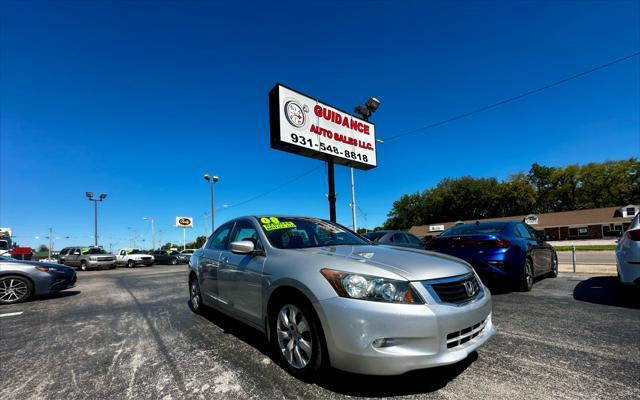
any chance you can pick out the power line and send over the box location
[383,51,640,142]
[224,164,323,210]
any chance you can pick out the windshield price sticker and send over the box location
[260,217,297,231]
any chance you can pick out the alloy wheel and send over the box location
[81,261,88,271]
[0,278,28,303]
[525,261,533,289]
[190,280,200,311]
[276,304,313,369]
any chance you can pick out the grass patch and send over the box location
[554,245,616,251]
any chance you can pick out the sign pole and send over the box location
[183,228,186,251]
[327,159,336,222]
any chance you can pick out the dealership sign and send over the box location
[176,217,193,228]
[269,84,377,170]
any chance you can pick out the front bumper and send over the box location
[133,258,154,265]
[315,288,494,375]
[86,260,115,268]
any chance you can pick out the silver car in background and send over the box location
[188,216,495,377]
[616,213,640,286]
[0,255,77,304]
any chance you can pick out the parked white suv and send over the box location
[115,249,154,268]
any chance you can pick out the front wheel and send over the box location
[170,258,178,265]
[189,278,203,314]
[270,301,325,379]
[0,275,33,304]
[127,260,135,268]
[519,258,534,292]
[80,261,89,271]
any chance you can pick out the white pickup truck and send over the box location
[115,249,154,268]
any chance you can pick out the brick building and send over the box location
[409,205,639,241]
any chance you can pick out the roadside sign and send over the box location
[269,84,377,170]
[176,217,193,228]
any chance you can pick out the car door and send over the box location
[116,250,127,265]
[153,251,167,264]
[199,222,234,306]
[67,248,81,267]
[516,224,543,274]
[217,219,266,324]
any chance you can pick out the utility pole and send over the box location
[48,227,52,259]
[350,168,357,231]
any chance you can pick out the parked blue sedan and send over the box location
[425,221,558,291]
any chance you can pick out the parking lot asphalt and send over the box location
[1,265,639,400]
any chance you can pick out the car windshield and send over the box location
[441,223,508,236]
[82,247,107,254]
[0,240,9,250]
[258,217,368,249]
[128,249,143,254]
[362,232,386,242]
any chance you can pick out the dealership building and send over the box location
[409,205,639,241]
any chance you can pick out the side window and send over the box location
[120,250,126,256]
[392,233,408,243]
[207,224,233,250]
[59,249,68,256]
[516,224,532,239]
[407,234,422,245]
[230,221,262,249]
[525,225,542,240]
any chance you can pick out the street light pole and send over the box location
[86,192,107,247]
[203,174,219,234]
[144,217,155,250]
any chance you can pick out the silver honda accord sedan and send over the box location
[188,216,495,377]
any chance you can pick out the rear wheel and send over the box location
[270,299,325,379]
[127,259,135,268]
[0,275,33,304]
[519,258,534,292]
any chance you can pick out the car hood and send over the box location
[295,244,472,281]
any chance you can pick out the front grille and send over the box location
[97,257,114,261]
[426,273,482,305]
[141,257,152,260]
[447,318,487,349]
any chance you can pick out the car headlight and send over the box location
[320,268,423,304]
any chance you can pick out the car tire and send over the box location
[549,253,558,278]
[269,298,326,380]
[170,258,178,265]
[519,258,534,292]
[80,261,89,271]
[108,265,116,270]
[127,260,135,268]
[0,275,34,304]
[189,278,204,314]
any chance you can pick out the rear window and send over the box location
[441,223,508,236]
[362,232,386,242]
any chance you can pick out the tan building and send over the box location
[409,205,639,241]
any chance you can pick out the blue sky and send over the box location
[1,1,638,250]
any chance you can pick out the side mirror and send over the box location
[230,240,255,254]
[74,251,80,255]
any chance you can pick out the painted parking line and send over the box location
[0,311,24,318]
